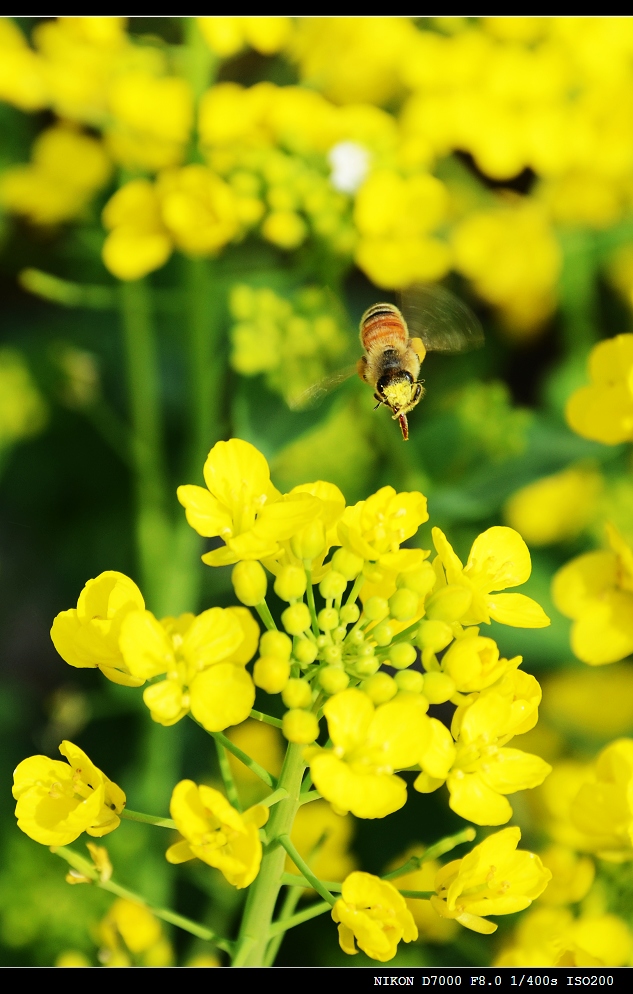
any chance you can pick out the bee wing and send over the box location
[398,283,484,354]
[287,364,358,411]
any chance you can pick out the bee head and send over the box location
[378,372,423,417]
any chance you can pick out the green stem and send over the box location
[250,709,283,728]
[260,788,289,808]
[255,599,278,631]
[121,809,176,829]
[208,728,277,789]
[264,883,303,966]
[119,279,172,616]
[51,845,232,953]
[345,573,365,607]
[215,738,242,811]
[297,789,321,805]
[304,564,320,637]
[232,743,306,966]
[382,826,476,882]
[268,901,331,938]
[278,835,336,906]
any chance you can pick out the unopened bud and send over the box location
[332,625,347,643]
[339,603,360,625]
[282,678,313,709]
[388,588,419,621]
[260,630,292,661]
[354,655,380,676]
[282,709,319,744]
[388,643,417,669]
[397,562,436,597]
[331,548,364,580]
[318,607,339,631]
[422,671,456,704]
[232,561,267,606]
[290,520,326,561]
[281,602,311,635]
[323,644,342,665]
[254,656,290,694]
[274,565,307,602]
[372,621,393,647]
[319,570,347,600]
[363,596,389,622]
[319,666,350,694]
[294,638,318,665]
[395,670,425,694]
[362,672,397,704]
[416,619,453,653]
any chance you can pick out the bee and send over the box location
[290,284,484,440]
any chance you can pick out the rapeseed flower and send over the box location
[338,487,428,567]
[569,738,633,859]
[106,71,193,171]
[286,800,356,884]
[51,571,146,687]
[178,438,321,567]
[119,605,257,731]
[431,827,551,934]
[495,906,633,968]
[565,334,633,444]
[432,525,551,629]
[389,847,458,943]
[552,523,633,665]
[197,16,292,58]
[98,899,172,968]
[307,688,431,819]
[166,779,268,889]
[12,740,125,846]
[332,871,418,961]
[0,18,48,110]
[504,465,603,546]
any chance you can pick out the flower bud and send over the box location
[388,589,419,621]
[422,671,456,704]
[397,562,436,597]
[363,596,389,622]
[416,619,454,653]
[316,634,330,649]
[319,666,350,694]
[425,585,471,623]
[395,669,425,694]
[348,626,364,644]
[318,607,339,631]
[362,562,384,583]
[282,678,313,710]
[281,603,311,635]
[331,548,364,580]
[354,655,380,676]
[232,561,267,606]
[319,571,347,600]
[357,641,375,657]
[339,603,360,625]
[290,520,326,561]
[332,625,347,643]
[323,644,342,665]
[372,621,393,647]
[260,630,292,661]
[388,643,417,669]
[362,672,397,704]
[441,636,503,693]
[254,656,290,694]
[282,709,319,744]
[294,638,318,665]
[274,565,307,602]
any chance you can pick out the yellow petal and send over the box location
[366,697,431,770]
[447,772,513,825]
[466,526,531,590]
[337,921,358,955]
[419,717,456,780]
[552,550,618,620]
[50,611,97,669]
[223,607,260,664]
[189,663,255,732]
[480,748,552,794]
[166,839,195,864]
[176,484,233,538]
[310,752,407,819]
[119,609,174,679]
[143,680,187,725]
[571,591,633,665]
[183,606,244,668]
[488,593,550,628]
[323,688,374,754]
[203,438,274,514]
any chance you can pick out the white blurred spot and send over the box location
[328,141,371,194]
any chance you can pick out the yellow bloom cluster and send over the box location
[175,438,552,825]
[332,871,418,961]
[229,284,349,405]
[12,740,125,846]
[496,905,632,968]
[51,570,258,731]
[566,334,633,445]
[98,899,172,968]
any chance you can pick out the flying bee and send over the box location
[289,284,484,440]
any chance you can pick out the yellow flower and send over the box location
[0,348,48,446]
[441,634,514,693]
[552,523,633,665]
[264,480,346,582]
[569,738,633,859]
[102,179,172,281]
[504,465,603,546]
[156,165,239,256]
[566,334,633,444]
[338,486,428,567]
[308,688,431,819]
[432,525,551,629]
[197,17,292,58]
[166,780,268,889]
[389,848,458,943]
[119,606,257,731]
[98,898,172,967]
[12,740,125,846]
[332,871,418,961]
[495,906,632,968]
[0,18,48,111]
[106,71,193,170]
[50,571,146,687]
[0,125,112,226]
[431,827,551,934]
[286,800,356,884]
[178,438,321,567]
[538,845,595,906]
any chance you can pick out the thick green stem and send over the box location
[268,900,331,938]
[232,743,306,966]
[119,280,172,615]
[264,884,302,965]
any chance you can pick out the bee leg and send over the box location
[373,392,384,411]
[410,337,426,362]
[357,356,369,382]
